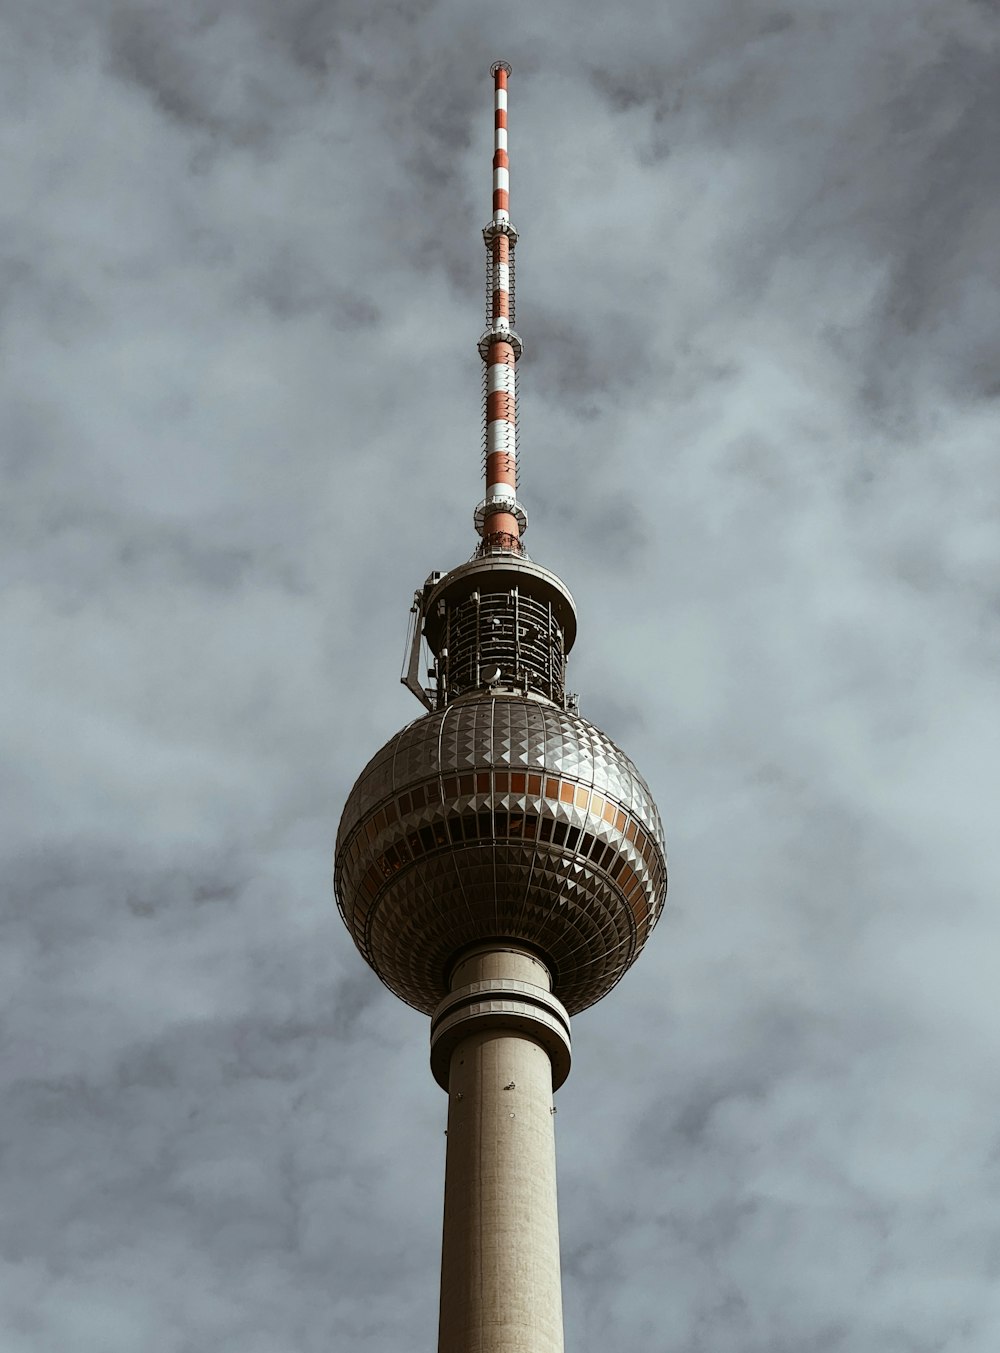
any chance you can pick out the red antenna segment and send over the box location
[475,61,527,556]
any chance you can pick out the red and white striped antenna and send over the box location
[474,61,527,557]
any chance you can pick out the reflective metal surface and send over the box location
[335,696,667,1015]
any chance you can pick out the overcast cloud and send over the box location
[3,1,999,1349]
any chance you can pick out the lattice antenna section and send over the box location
[474,61,527,559]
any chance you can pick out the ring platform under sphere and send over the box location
[335,696,667,1016]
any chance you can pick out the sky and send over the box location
[3,1,999,1349]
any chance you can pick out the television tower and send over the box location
[335,62,667,1353]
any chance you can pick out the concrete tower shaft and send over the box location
[436,947,566,1353]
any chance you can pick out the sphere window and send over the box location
[418,825,436,853]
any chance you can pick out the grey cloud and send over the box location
[4,0,999,1350]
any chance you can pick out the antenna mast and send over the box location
[475,60,527,557]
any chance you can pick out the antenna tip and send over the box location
[490,60,512,78]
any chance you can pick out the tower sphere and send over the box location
[335,696,666,1016]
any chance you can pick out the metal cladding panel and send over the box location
[335,696,667,1015]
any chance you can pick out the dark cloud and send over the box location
[4,0,999,1350]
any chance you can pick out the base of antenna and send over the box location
[474,534,528,559]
